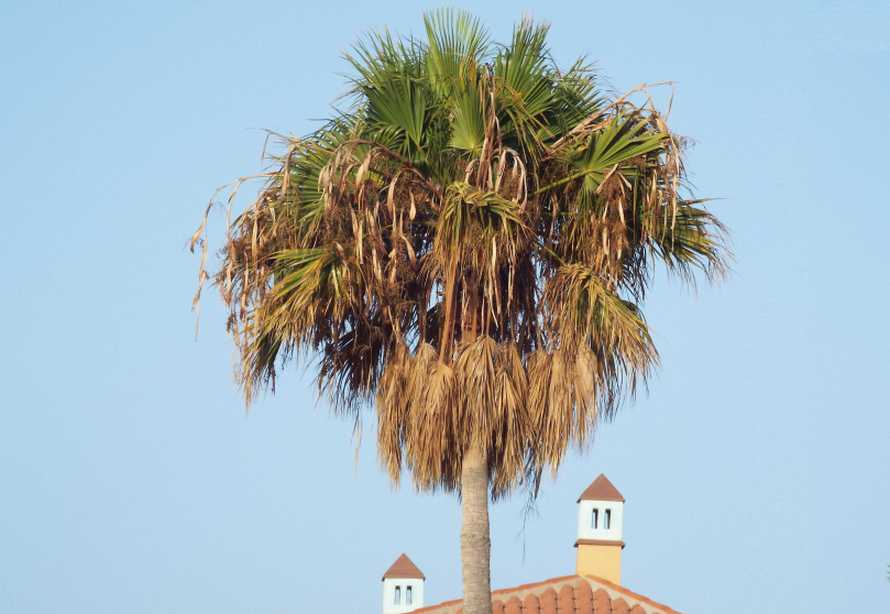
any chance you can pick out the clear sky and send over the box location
[2,1,888,613]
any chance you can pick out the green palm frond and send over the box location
[494,19,554,151]
[424,10,489,155]
[575,116,667,189]
[274,248,346,303]
[423,9,490,95]
[550,59,604,133]
[347,32,429,158]
[651,198,729,282]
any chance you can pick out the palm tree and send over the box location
[191,11,728,614]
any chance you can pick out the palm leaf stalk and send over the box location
[191,11,729,614]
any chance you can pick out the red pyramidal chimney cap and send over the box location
[577,474,625,503]
[382,553,425,581]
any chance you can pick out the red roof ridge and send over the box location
[577,473,625,502]
[382,553,425,580]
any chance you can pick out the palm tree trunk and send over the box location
[460,441,492,614]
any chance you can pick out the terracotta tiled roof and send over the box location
[412,574,680,614]
[383,553,426,580]
[577,474,625,503]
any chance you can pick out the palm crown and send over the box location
[193,11,727,500]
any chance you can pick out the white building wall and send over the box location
[576,499,624,542]
[382,578,424,614]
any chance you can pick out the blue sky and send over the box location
[1,1,888,613]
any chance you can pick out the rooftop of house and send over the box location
[412,574,680,614]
